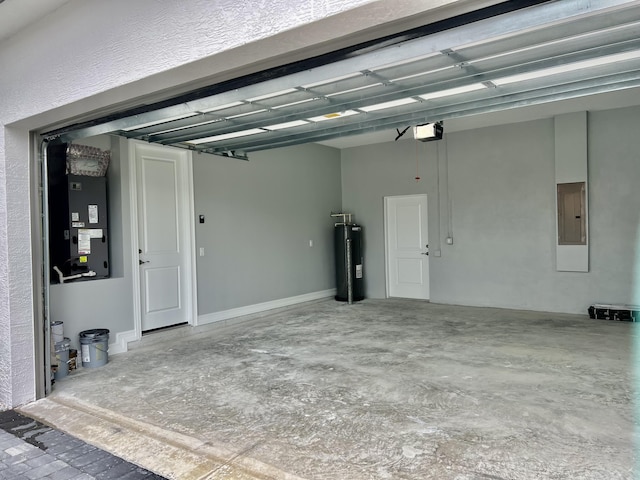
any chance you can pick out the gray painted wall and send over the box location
[340,139,441,298]
[193,143,342,314]
[342,106,640,314]
[48,136,135,351]
[49,140,343,347]
[588,106,640,307]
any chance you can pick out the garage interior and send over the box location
[15,0,640,478]
[23,300,634,479]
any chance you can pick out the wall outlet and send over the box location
[309,240,313,247]
[199,247,205,256]
[446,237,454,245]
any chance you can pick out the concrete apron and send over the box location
[19,396,298,480]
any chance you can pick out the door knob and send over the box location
[139,259,149,265]
[421,252,429,255]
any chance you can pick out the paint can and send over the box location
[79,329,110,368]
[51,321,64,344]
[54,337,71,380]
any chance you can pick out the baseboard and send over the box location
[108,290,335,354]
[197,289,336,326]
[109,329,137,355]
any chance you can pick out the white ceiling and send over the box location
[0,0,70,42]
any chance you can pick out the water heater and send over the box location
[332,213,364,303]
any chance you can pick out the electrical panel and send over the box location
[557,182,586,245]
[47,143,110,283]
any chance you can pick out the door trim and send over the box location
[383,194,430,300]
[128,140,197,341]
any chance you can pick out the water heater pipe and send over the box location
[346,237,354,305]
[331,212,353,226]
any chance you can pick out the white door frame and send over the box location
[128,140,198,340]
[384,194,430,299]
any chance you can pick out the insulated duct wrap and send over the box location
[66,144,110,177]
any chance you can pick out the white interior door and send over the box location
[134,143,193,332]
[385,194,430,300]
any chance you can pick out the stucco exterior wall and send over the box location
[0,126,9,410]
[0,126,36,409]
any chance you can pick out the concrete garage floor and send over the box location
[22,299,636,479]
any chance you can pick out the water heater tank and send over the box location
[334,224,364,302]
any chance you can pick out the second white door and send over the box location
[385,194,430,300]
[134,142,193,332]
